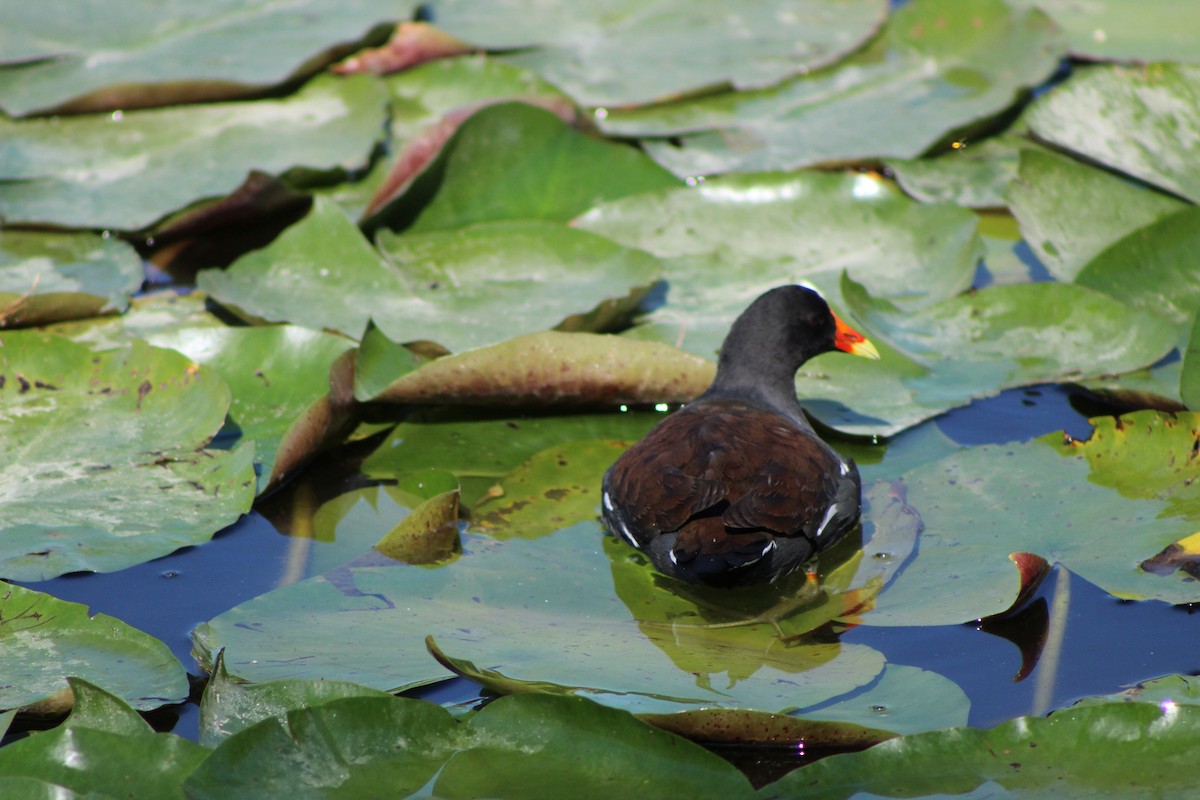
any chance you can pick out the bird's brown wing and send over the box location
[607,405,843,539]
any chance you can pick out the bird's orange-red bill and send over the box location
[832,313,881,360]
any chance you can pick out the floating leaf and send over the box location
[372,221,663,347]
[762,702,1200,799]
[374,488,461,564]
[1008,0,1200,63]
[601,0,1063,175]
[864,411,1200,626]
[0,74,388,230]
[372,102,680,232]
[470,440,625,539]
[198,652,391,748]
[793,278,1177,437]
[40,290,226,351]
[185,693,752,800]
[361,410,664,504]
[145,325,355,493]
[1077,674,1200,707]
[429,0,887,108]
[361,331,714,407]
[333,22,470,75]
[194,522,887,716]
[0,680,206,799]
[1007,147,1188,282]
[796,664,970,736]
[887,136,1029,209]
[433,694,754,799]
[0,231,142,327]
[1075,205,1200,331]
[326,55,571,217]
[0,584,188,713]
[0,1,417,116]
[1026,62,1200,203]
[201,199,664,350]
[0,332,255,580]
[574,170,983,355]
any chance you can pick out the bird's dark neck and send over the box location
[702,357,809,423]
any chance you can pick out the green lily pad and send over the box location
[886,136,1029,209]
[1075,205,1200,332]
[0,1,416,116]
[601,0,1063,176]
[193,520,887,716]
[373,101,681,232]
[0,74,388,230]
[1077,674,1200,708]
[144,325,355,494]
[1026,62,1200,203]
[0,231,142,327]
[0,332,255,580]
[361,409,665,505]
[430,0,887,108]
[793,277,1177,437]
[862,411,1200,626]
[1007,147,1188,282]
[762,702,1200,799]
[470,440,626,539]
[574,170,983,351]
[185,693,753,800]
[1008,0,1200,63]
[201,198,664,350]
[434,694,754,799]
[1182,315,1200,411]
[798,664,970,736]
[40,291,226,351]
[199,652,391,748]
[0,680,207,800]
[359,330,715,407]
[327,55,570,217]
[373,221,663,346]
[0,584,187,713]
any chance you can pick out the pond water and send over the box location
[17,380,1200,775]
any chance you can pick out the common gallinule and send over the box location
[602,285,880,587]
